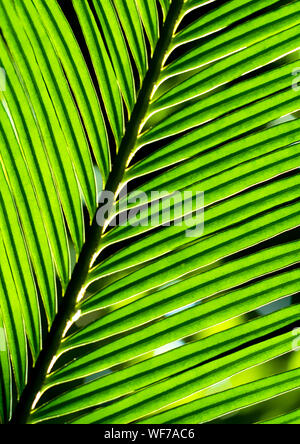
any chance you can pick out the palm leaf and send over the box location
[0,0,299,425]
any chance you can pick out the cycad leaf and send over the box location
[1,0,299,425]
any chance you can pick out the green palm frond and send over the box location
[0,0,300,425]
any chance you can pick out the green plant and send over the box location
[0,0,300,425]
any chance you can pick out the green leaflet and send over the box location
[159,0,171,19]
[0,312,12,423]
[124,144,300,225]
[0,2,84,254]
[15,0,97,219]
[141,366,300,424]
[0,105,56,324]
[92,0,136,112]
[69,311,300,424]
[184,0,215,12]
[0,236,27,396]
[175,0,285,46]
[132,89,300,176]
[69,241,300,349]
[136,0,159,53]
[33,325,299,423]
[0,161,41,360]
[72,0,124,146]
[0,40,70,292]
[163,1,300,78]
[32,0,111,182]
[86,144,300,297]
[88,170,300,285]
[47,240,300,386]
[262,409,300,424]
[92,174,300,277]
[142,61,299,144]
[108,122,300,250]
[129,116,300,190]
[113,0,148,81]
[152,25,300,110]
